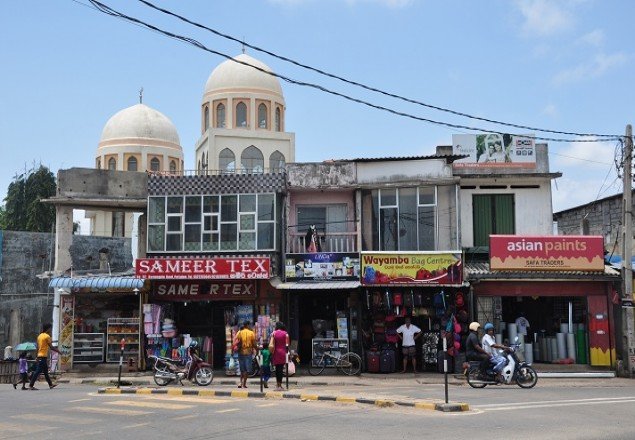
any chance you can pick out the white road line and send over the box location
[481,398,635,411]
[172,414,199,421]
[11,413,99,425]
[216,408,240,414]
[122,423,150,429]
[68,406,151,416]
[68,398,91,403]
[257,403,278,407]
[477,396,635,408]
[105,400,192,410]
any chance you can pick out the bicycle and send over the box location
[308,351,362,376]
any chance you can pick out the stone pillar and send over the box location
[54,205,73,274]
[137,213,147,259]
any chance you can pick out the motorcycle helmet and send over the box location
[484,322,495,331]
[469,322,480,332]
[189,340,199,349]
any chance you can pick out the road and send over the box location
[1,381,634,439]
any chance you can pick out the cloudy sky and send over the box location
[1,0,633,217]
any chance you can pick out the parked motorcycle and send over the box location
[464,338,538,389]
[150,349,213,386]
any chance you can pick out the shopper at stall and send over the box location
[29,323,59,390]
[260,344,272,388]
[235,322,256,389]
[466,322,490,374]
[396,317,421,373]
[515,312,531,336]
[269,321,289,391]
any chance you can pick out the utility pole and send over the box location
[623,124,634,376]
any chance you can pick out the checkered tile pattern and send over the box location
[148,173,287,196]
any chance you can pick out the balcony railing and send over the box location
[288,232,358,253]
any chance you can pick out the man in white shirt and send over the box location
[396,317,421,373]
[515,313,530,336]
[481,322,508,375]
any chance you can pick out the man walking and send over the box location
[234,321,256,389]
[29,323,59,390]
[396,317,421,373]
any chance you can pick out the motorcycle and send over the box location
[150,351,213,386]
[464,337,538,389]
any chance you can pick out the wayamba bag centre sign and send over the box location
[489,235,604,271]
[136,257,270,280]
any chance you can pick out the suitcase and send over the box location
[366,351,381,373]
[380,349,396,373]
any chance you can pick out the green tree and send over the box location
[1,165,56,232]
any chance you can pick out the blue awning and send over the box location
[48,276,144,290]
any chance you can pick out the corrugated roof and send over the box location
[350,154,466,164]
[276,281,361,290]
[49,276,145,290]
[465,262,619,280]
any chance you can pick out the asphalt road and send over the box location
[1,381,634,440]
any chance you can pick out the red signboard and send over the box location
[135,258,270,280]
[149,281,257,301]
[489,235,604,271]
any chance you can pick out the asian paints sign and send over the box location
[490,235,604,271]
[136,258,270,279]
[361,252,462,285]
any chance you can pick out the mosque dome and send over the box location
[99,103,181,147]
[204,54,283,97]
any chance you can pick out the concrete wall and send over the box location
[56,167,148,203]
[356,159,454,185]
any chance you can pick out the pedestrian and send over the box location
[466,322,490,375]
[234,321,256,389]
[28,323,60,390]
[269,321,289,391]
[260,343,272,388]
[13,351,28,390]
[396,316,421,373]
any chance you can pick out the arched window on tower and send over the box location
[269,151,286,172]
[236,102,247,127]
[219,148,236,174]
[216,103,225,128]
[275,107,281,132]
[127,156,138,172]
[150,157,160,172]
[258,103,268,129]
[241,146,264,174]
[204,106,210,131]
[108,157,116,170]
[170,160,177,173]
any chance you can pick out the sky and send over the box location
[1,0,634,220]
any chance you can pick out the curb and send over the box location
[97,387,470,412]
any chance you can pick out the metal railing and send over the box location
[288,231,358,253]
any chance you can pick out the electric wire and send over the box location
[86,0,622,144]
[136,0,622,140]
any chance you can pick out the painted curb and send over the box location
[97,387,469,412]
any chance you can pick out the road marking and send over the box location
[256,403,278,407]
[477,396,635,408]
[105,400,193,410]
[122,423,150,429]
[68,406,151,416]
[0,422,56,434]
[216,408,240,414]
[481,398,635,411]
[11,413,99,425]
[139,396,230,405]
[68,398,91,403]
[172,414,199,420]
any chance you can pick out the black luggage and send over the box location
[380,349,396,373]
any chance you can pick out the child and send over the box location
[13,352,28,390]
[260,345,272,388]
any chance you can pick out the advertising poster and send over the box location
[452,133,536,168]
[59,295,74,370]
[361,252,462,285]
[490,235,605,271]
[285,253,360,281]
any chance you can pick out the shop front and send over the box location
[468,235,620,368]
[360,251,466,373]
[136,257,280,373]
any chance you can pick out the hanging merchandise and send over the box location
[384,290,392,310]
[434,290,446,317]
[393,292,403,306]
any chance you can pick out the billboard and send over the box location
[489,235,605,271]
[452,133,536,168]
[135,257,270,280]
[360,252,462,285]
[149,281,257,301]
[285,253,360,281]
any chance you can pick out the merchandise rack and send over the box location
[73,333,105,363]
[106,318,140,363]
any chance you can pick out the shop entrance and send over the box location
[297,293,349,364]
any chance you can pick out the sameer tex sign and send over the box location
[489,235,604,271]
[136,257,270,279]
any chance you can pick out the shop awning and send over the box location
[48,276,145,290]
[465,262,620,281]
[275,281,361,290]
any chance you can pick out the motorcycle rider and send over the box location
[481,322,508,380]
[466,322,490,375]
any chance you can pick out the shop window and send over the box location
[127,156,138,172]
[472,194,515,247]
[150,157,161,172]
[236,102,247,127]
[108,157,116,170]
[275,107,281,131]
[204,105,210,131]
[216,103,226,128]
[258,103,268,129]
[219,148,235,174]
[241,146,264,174]
[269,151,285,172]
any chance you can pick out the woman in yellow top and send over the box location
[234,321,256,389]
[29,323,60,390]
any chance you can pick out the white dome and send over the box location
[99,104,181,147]
[204,54,283,97]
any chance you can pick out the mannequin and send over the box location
[305,225,321,253]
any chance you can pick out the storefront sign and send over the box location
[135,257,270,280]
[285,253,360,281]
[150,281,257,301]
[490,235,605,271]
[360,252,462,285]
[452,133,536,168]
[59,295,74,370]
